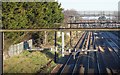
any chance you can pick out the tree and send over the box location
[63,9,80,23]
[2,2,64,46]
[2,2,64,29]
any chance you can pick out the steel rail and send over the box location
[104,32,120,49]
[87,32,92,73]
[95,32,116,74]
[97,32,117,74]
[72,32,88,75]
[103,32,120,59]
[72,31,91,75]
[60,32,86,74]
[93,31,102,75]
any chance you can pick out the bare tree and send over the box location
[63,9,80,23]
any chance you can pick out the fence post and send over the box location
[13,45,15,55]
[27,40,30,49]
[11,45,14,56]
[17,44,19,54]
[20,42,22,53]
[8,46,10,57]
[15,44,17,55]
[15,45,16,55]
[21,42,23,53]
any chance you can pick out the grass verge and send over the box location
[3,50,57,74]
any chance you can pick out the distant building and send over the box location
[118,1,120,21]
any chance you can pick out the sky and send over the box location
[58,0,120,11]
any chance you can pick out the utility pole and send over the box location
[62,31,64,57]
[69,16,74,47]
[118,1,120,22]
[0,32,3,75]
[0,1,2,74]
[54,31,57,63]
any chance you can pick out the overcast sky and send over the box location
[58,0,120,11]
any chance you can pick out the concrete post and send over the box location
[69,49,71,53]
[51,48,52,51]
[75,48,76,52]
[56,46,57,52]
[62,32,64,57]
[0,32,3,74]
[44,31,47,45]
[73,52,75,59]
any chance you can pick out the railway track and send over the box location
[100,32,120,74]
[72,31,91,75]
[94,31,120,74]
[59,31,87,75]
[92,31,102,75]
[106,32,120,48]
[72,32,90,75]
[72,32,96,75]
[95,37,108,74]
[52,31,120,75]
[103,32,120,58]
[100,32,120,62]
